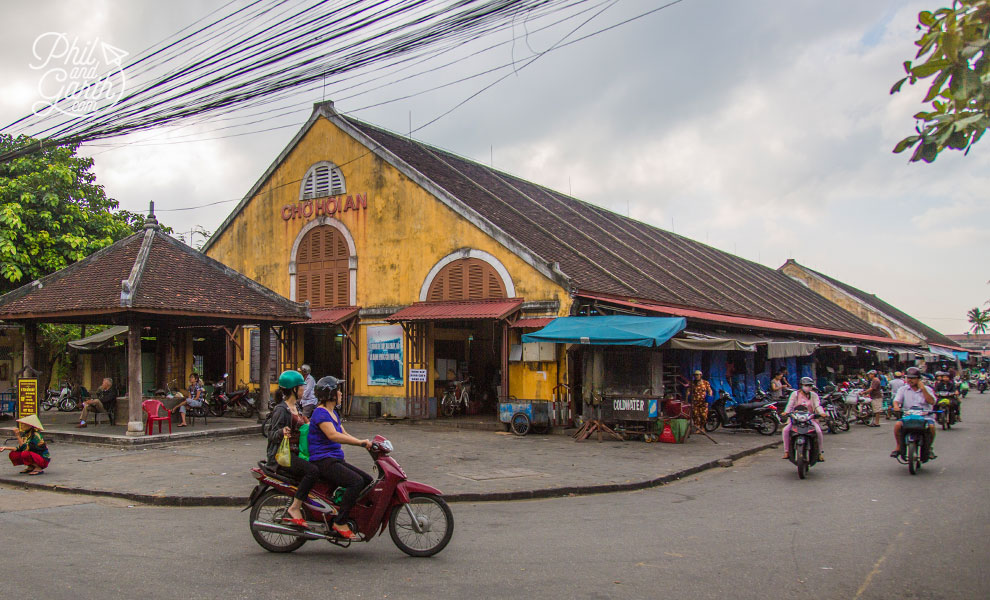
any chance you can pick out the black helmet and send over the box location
[314,376,341,402]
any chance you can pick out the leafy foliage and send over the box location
[968,306,989,333]
[0,134,166,294]
[891,1,990,162]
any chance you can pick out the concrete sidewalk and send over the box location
[0,421,781,505]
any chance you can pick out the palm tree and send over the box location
[968,307,989,334]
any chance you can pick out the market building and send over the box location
[202,101,927,423]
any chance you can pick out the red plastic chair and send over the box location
[142,399,172,435]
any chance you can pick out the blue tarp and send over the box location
[521,316,686,347]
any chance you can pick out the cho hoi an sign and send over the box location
[281,193,368,221]
[601,397,658,421]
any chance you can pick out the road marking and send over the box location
[854,507,919,598]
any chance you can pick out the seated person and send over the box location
[77,378,115,427]
[172,373,204,427]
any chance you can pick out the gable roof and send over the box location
[205,102,880,337]
[780,260,956,347]
[0,225,309,323]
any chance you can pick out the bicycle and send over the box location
[439,377,471,418]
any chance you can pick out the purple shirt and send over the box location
[307,406,345,461]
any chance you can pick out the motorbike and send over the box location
[57,385,87,412]
[894,408,937,475]
[43,382,70,411]
[246,434,453,557]
[978,379,987,394]
[934,391,957,430]
[847,390,874,425]
[704,391,778,435]
[958,380,969,398]
[210,374,255,418]
[786,407,821,479]
[821,394,849,433]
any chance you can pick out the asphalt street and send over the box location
[2,400,988,600]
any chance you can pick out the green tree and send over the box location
[891,1,990,163]
[968,306,990,333]
[0,134,154,293]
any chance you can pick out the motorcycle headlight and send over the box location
[382,439,393,453]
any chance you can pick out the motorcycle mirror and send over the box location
[223,373,229,378]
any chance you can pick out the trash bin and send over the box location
[369,401,382,419]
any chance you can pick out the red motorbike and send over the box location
[246,435,454,557]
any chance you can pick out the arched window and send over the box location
[426,258,506,301]
[300,161,346,200]
[296,226,350,307]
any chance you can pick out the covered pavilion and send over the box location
[0,209,309,436]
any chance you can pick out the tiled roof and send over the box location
[0,228,309,322]
[294,307,360,325]
[386,298,523,321]
[783,261,957,347]
[343,115,879,337]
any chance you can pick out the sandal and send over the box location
[20,468,33,474]
[332,522,356,539]
[281,517,308,528]
[27,470,43,475]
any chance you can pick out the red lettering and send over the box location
[302,200,314,219]
[344,195,355,211]
[315,197,325,216]
[326,197,338,215]
[281,205,293,220]
[354,192,367,210]
[291,203,302,219]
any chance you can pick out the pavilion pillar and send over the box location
[258,322,272,422]
[126,319,145,436]
[22,322,37,373]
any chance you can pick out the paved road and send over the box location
[2,401,987,599]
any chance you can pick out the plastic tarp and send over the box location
[669,332,757,351]
[929,345,958,360]
[767,341,819,358]
[954,351,969,361]
[521,316,686,347]
[67,325,129,350]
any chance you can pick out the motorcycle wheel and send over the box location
[42,397,58,411]
[908,442,921,475]
[249,490,307,553]
[756,416,777,436]
[388,493,454,557]
[703,412,720,432]
[234,401,256,419]
[58,397,78,412]
[209,401,224,417]
[836,415,850,432]
[797,446,807,480]
[509,412,531,436]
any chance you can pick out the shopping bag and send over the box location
[659,422,677,443]
[276,436,292,467]
[297,423,310,461]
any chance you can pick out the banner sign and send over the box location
[17,378,38,418]
[368,325,403,386]
[601,397,658,421]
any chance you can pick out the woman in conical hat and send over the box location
[0,414,50,475]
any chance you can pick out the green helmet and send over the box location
[278,370,305,390]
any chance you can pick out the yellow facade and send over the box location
[206,112,569,405]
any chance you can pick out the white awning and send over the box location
[767,341,819,358]
[67,325,129,350]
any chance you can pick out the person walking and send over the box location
[1,415,50,475]
[862,370,883,427]
[299,364,318,418]
[685,370,714,431]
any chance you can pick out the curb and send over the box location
[0,424,262,447]
[0,440,781,507]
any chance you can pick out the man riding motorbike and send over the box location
[782,377,826,461]
[890,367,937,459]
[934,371,960,423]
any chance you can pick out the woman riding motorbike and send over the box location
[265,370,321,528]
[308,376,373,539]
[782,377,826,461]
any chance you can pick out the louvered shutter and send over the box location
[426,258,507,301]
[296,225,350,308]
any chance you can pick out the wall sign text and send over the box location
[281,193,368,221]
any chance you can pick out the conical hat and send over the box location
[16,414,44,431]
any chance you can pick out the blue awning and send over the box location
[521,316,687,347]
[953,351,969,361]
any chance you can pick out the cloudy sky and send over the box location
[1,0,986,336]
